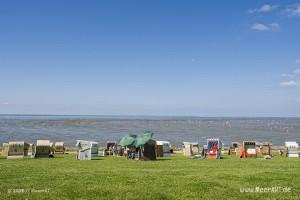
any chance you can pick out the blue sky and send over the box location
[1,0,300,116]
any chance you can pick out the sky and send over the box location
[0,0,300,116]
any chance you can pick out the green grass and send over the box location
[0,154,299,200]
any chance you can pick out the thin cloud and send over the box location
[297,97,300,103]
[296,59,300,64]
[1,102,10,105]
[281,69,300,78]
[280,80,299,87]
[280,69,300,87]
[248,4,278,13]
[252,23,280,31]
[281,73,294,78]
[294,69,300,74]
[285,4,300,16]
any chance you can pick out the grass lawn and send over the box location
[0,153,299,200]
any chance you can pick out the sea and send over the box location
[0,115,299,147]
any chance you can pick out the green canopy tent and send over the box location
[118,131,156,160]
[117,134,137,147]
[134,131,153,147]
[118,132,153,148]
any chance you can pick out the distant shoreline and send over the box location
[1,114,300,119]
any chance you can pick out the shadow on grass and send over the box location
[154,158,172,161]
[33,156,72,159]
[90,158,103,161]
[220,156,230,160]
[118,158,172,162]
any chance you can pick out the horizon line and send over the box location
[0,113,300,118]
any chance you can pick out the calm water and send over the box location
[0,115,299,146]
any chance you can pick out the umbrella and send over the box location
[117,134,137,147]
[134,131,153,147]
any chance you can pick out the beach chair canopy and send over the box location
[2,143,9,157]
[207,138,221,151]
[232,142,239,148]
[35,140,51,157]
[105,141,117,149]
[55,142,64,147]
[76,140,98,160]
[183,142,198,146]
[37,140,50,147]
[156,141,171,154]
[54,142,65,153]
[8,141,25,156]
[156,141,171,146]
[243,141,256,148]
[285,142,298,148]
[76,140,92,151]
